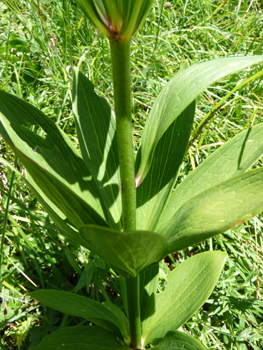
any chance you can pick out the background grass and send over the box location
[0,0,263,349]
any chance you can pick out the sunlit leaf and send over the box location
[141,251,226,345]
[136,101,195,231]
[160,168,263,253]
[158,122,263,228]
[8,144,107,228]
[0,89,110,229]
[152,330,207,350]
[73,69,122,229]
[136,56,263,184]
[79,225,168,277]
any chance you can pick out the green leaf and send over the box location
[30,290,129,342]
[0,155,80,245]
[29,326,129,350]
[8,144,107,229]
[1,140,94,247]
[79,225,168,277]
[28,184,83,244]
[152,331,207,350]
[0,90,109,229]
[73,69,122,229]
[136,55,263,184]
[140,263,159,322]
[158,122,263,228]
[141,251,226,346]
[136,101,195,231]
[102,302,130,342]
[160,167,263,253]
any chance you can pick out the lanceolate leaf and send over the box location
[141,251,226,346]
[152,331,207,350]
[120,0,154,40]
[28,181,83,242]
[0,155,82,245]
[0,154,88,246]
[140,263,159,322]
[30,290,129,342]
[102,302,130,342]
[136,101,195,231]
[30,326,129,350]
[79,225,168,277]
[136,55,263,184]
[0,90,113,229]
[9,144,107,229]
[158,122,263,228]
[73,69,122,229]
[160,168,263,253]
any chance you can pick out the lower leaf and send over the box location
[30,290,129,342]
[141,251,226,346]
[152,331,207,350]
[29,326,129,350]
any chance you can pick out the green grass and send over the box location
[1,0,263,349]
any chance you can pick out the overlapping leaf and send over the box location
[1,154,89,246]
[0,88,118,230]
[30,290,129,342]
[7,143,107,228]
[136,55,263,185]
[73,69,122,229]
[158,122,263,228]
[136,101,195,231]
[159,168,263,253]
[140,263,159,322]
[141,251,226,346]
[152,331,207,350]
[79,225,168,277]
[75,0,154,40]
[30,326,129,350]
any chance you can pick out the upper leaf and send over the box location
[0,155,83,245]
[160,168,263,253]
[9,145,107,228]
[136,55,263,185]
[79,225,168,277]
[141,251,226,346]
[75,0,154,41]
[158,122,263,228]
[73,69,122,229]
[136,101,195,231]
[0,89,113,230]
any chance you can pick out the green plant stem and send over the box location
[125,276,141,349]
[109,39,136,232]
[109,39,141,349]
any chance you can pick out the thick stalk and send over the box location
[110,39,141,349]
[110,39,136,232]
[125,276,141,349]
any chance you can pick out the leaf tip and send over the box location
[135,174,142,188]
